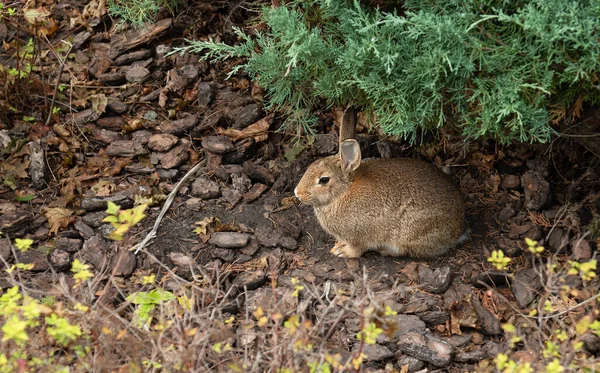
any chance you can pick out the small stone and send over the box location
[69,108,100,126]
[511,269,543,308]
[498,204,516,222]
[254,226,281,248]
[169,252,194,267]
[228,104,261,129]
[352,344,394,361]
[49,249,71,271]
[222,188,243,206]
[243,183,268,203]
[572,239,592,260]
[197,82,213,109]
[16,250,49,272]
[378,314,426,343]
[0,241,10,261]
[125,66,150,83]
[231,173,252,193]
[213,248,234,262]
[397,332,454,367]
[114,49,151,65]
[160,114,198,135]
[92,129,121,144]
[239,237,260,256]
[279,236,298,250]
[98,71,125,85]
[418,265,452,294]
[233,270,267,291]
[106,140,148,157]
[521,171,551,210]
[78,235,109,270]
[209,232,251,248]
[161,141,190,169]
[237,328,257,348]
[177,65,199,80]
[472,297,501,335]
[134,131,153,146]
[81,211,108,228]
[191,177,221,200]
[396,355,425,373]
[243,161,274,185]
[148,133,179,152]
[55,237,83,253]
[548,228,569,252]
[81,193,133,212]
[222,138,257,164]
[201,136,235,154]
[72,30,92,50]
[112,249,136,277]
[508,223,532,238]
[454,345,488,363]
[502,174,521,189]
[74,220,95,240]
[107,98,128,114]
[445,334,473,348]
[416,311,449,326]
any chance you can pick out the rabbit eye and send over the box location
[318,176,330,185]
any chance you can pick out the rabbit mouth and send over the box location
[294,188,313,205]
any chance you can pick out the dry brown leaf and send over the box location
[92,180,116,197]
[217,114,272,142]
[44,207,76,235]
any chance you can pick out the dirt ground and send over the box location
[1,1,600,372]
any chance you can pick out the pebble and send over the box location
[209,232,251,248]
[418,265,452,294]
[232,270,267,291]
[243,161,274,185]
[191,177,221,200]
[49,249,71,271]
[16,250,49,272]
[148,133,179,152]
[397,332,454,367]
[521,170,551,210]
[201,135,235,154]
[55,237,83,253]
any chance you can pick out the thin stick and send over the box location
[46,41,73,125]
[133,158,206,254]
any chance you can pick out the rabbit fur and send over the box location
[295,139,467,258]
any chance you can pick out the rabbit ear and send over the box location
[339,106,357,143]
[340,139,361,173]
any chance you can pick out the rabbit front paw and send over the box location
[330,241,362,258]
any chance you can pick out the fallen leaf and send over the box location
[89,94,108,115]
[284,142,305,162]
[44,207,76,235]
[217,114,272,142]
[24,7,51,25]
[91,180,116,197]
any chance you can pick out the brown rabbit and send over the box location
[294,139,467,258]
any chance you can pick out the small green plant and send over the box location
[126,288,175,327]
[71,259,94,287]
[102,201,148,241]
[488,249,511,270]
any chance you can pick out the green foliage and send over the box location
[45,313,83,346]
[176,0,600,143]
[102,201,148,241]
[107,0,180,28]
[126,288,175,327]
[488,249,511,270]
[71,259,94,287]
[0,286,88,372]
